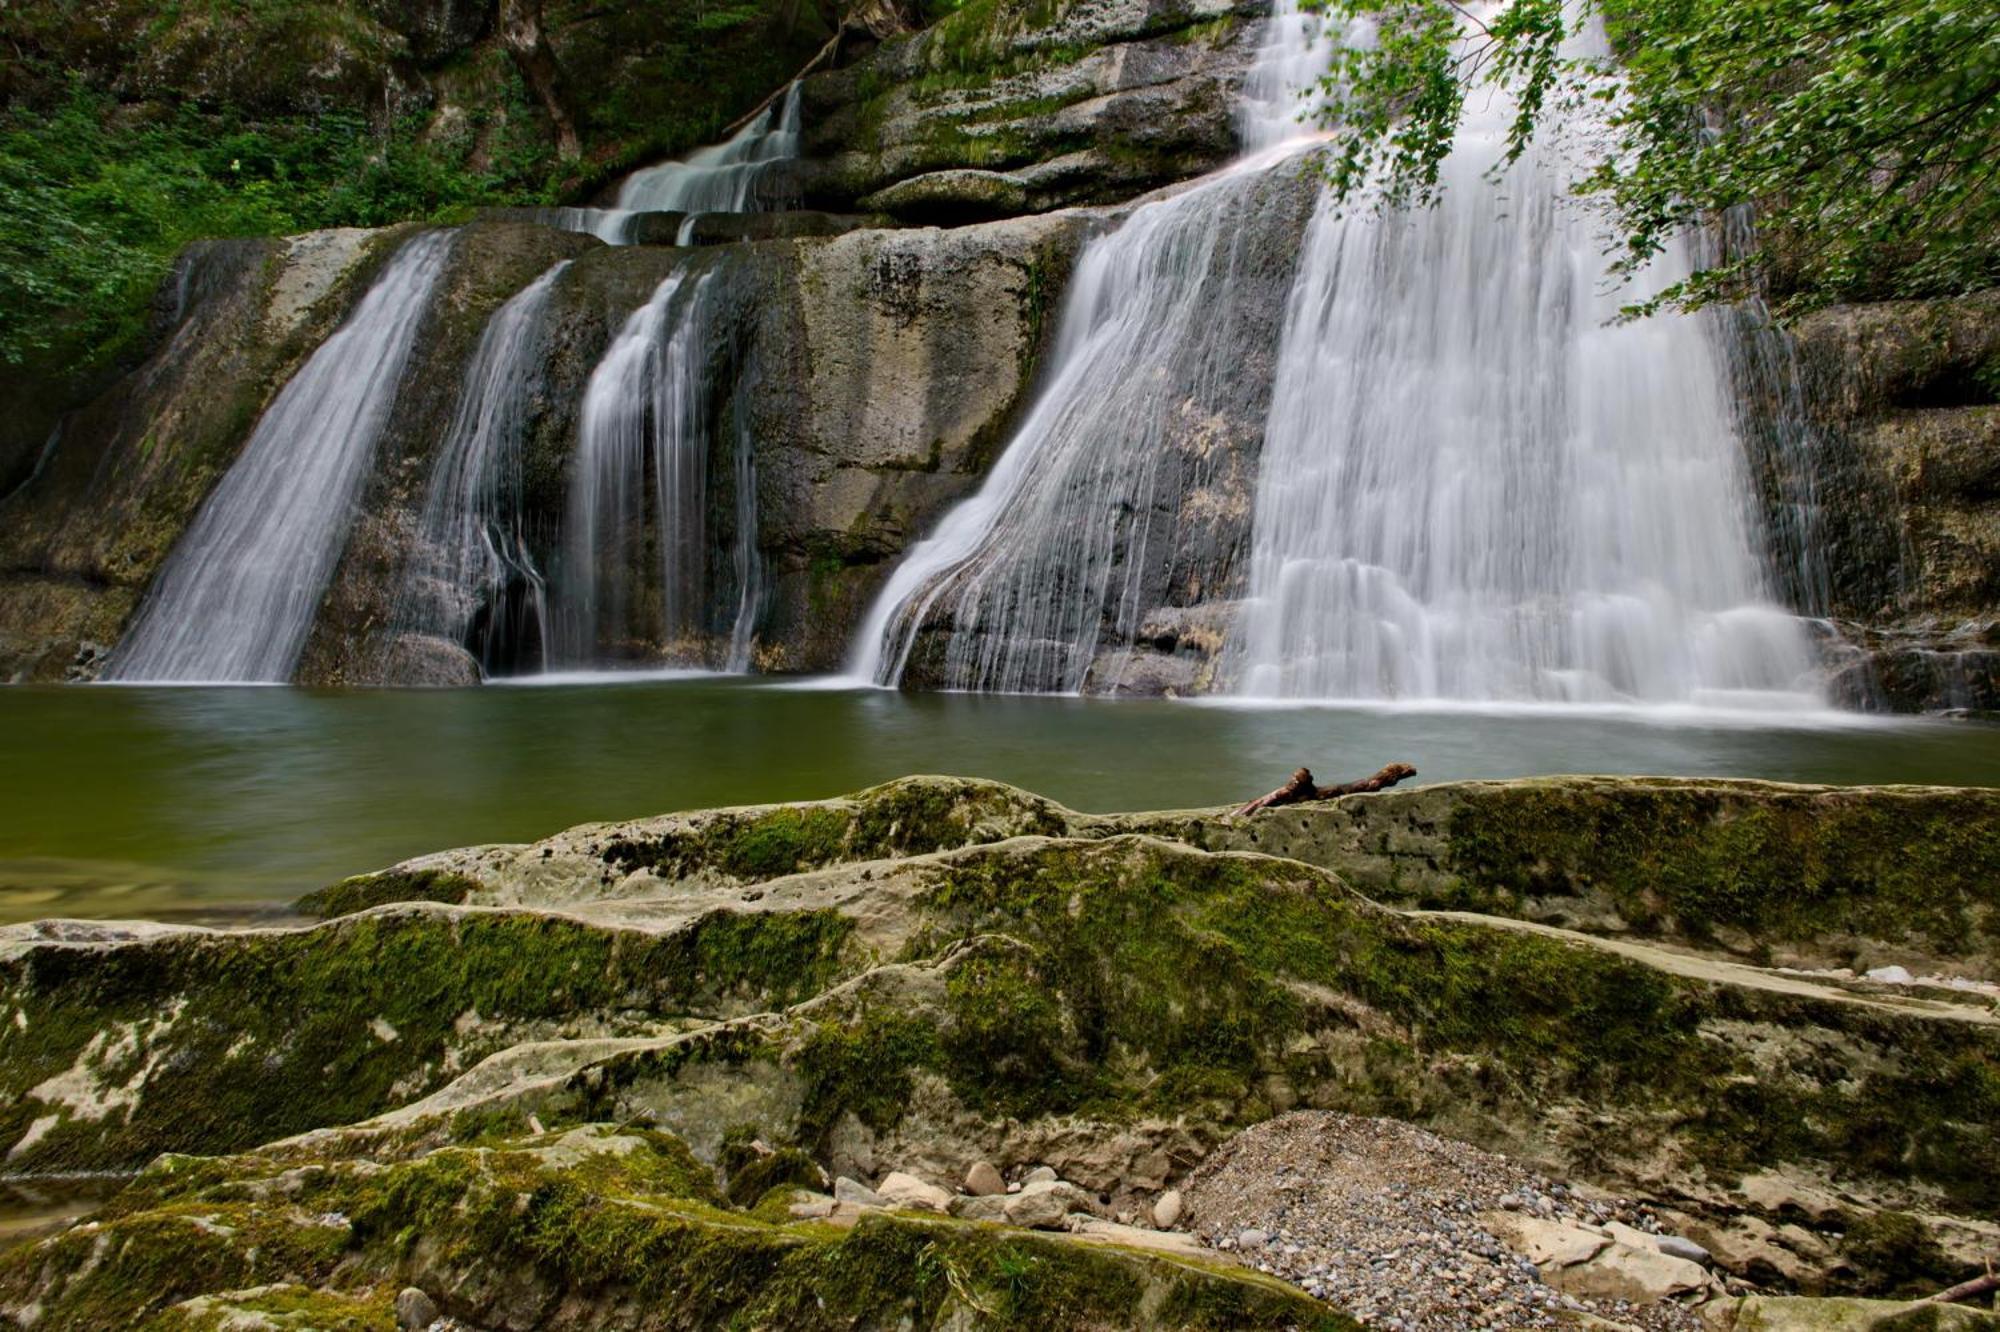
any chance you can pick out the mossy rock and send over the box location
[294,868,480,918]
[0,1123,1353,1331]
[0,905,859,1171]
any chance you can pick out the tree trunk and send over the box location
[498,0,581,161]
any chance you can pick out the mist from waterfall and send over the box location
[553,266,761,670]
[1228,17,1818,706]
[107,231,453,684]
[846,9,1337,691]
[391,260,570,678]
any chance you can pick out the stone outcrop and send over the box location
[795,0,1267,216]
[0,1123,1344,1330]
[1781,288,2000,713]
[0,229,403,683]
[3,775,1996,1324]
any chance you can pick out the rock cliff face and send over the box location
[0,0,1269,686]
[1780,291,2000,713]
[2,776,1996,1325]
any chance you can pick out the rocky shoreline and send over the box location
[2,774,1997,1328]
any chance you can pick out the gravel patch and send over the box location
[1181,1112,1709,1331]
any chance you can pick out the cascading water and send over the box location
[1229,15,1818,706]
[108,231,453,684]
[553,265,761,669]
[847,5,1336,691]
[560,85,804,245]
[391,260,570,677]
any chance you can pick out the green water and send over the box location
[2,676,1997,923]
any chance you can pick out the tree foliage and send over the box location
[1313,0,2000,317]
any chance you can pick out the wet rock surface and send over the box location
[2,775,1997,1326]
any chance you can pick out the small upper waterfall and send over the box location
[391,259,570,678]
[107,232,453,684]
[1228,18,1818,706]
[847,6,1335,691]
[566,85,805,245]
[553,264,761,669]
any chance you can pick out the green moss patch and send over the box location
[294,868,481,918]
[600,776,1068,884]
[0,906,858,1171]
[0,1124,1352,1330]
[1440,782,2000,954]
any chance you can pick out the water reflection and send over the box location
[1,679,1994,921]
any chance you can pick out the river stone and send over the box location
[1024,1165,1059,1185]
[859,170,1032,223]
[833,1176,886,1208]
[395,1286,438,1330]
[1152,1188,1184,1229]
[965,1160,1005,1196]
[1555,1241,1713,1304]
[878,1170,953,1212]
[949,1194,1011,1223]
[1654,1234,1711,1266]
[1005,1187,1074,1230]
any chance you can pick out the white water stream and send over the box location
[393,260,571,675]
[1228,18,1818,705]
[108,232,454,684]
[855,1,1817,707]
[560,85,805,244]
[553,267,761,670]
[847,4,1339,689]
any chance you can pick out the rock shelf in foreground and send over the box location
[2,775,1997,1329]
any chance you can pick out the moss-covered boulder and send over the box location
[1110,775,2000,979]
[0,1124,1350,1331]
[0,905,861,1172]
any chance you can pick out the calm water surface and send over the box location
[2,677,1996,922]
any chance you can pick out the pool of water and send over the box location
[2,678,1996,922]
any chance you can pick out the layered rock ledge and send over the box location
[2,775,1997,1328]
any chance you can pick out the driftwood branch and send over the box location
[1233,763,1418,818]
[1927,1269,1999,1305]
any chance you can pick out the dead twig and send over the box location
[1927,1268,1999,1305]
[1233,763,1418,818]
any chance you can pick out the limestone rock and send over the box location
[965,1160,1005,1196]
[1656,1234,1712,1266]
[1704,1296,2000,1330]
[396,1286,439,1330]
[860,169,1031,223]
[1072,1218,1208,1258]
[833,1176,887,1208]
[1152,1188,1184,1229]
[877,1169,953,1212]
[1487,1213,1613,1271]
[1005,1186,1075,1230]
[948,1194,1011,1223]
[1557,1241,1714,1304]
[1024,1165,1059,1185]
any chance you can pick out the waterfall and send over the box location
[392,260,570,677]
[847,7,1336,691]
[1229,17,1818,706]
[553,265,761,668]
[561,85,805,246]
[107,231,453,684]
